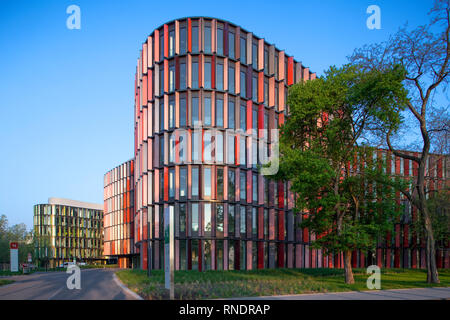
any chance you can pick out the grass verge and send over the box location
[0,279,14,286]
[116,268,450,300]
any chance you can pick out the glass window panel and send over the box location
[204,96,211,126]
[216,97,224,127]
[180,167,187,198]
[217,168,224,199]
[228,169,235,200]
[192,131,200,162]
[179,239,186,270]
[204,131,212,162]
[228,65,235,94]
[204,239,212,270]
[227,134,235,164]
[252,76,257,102]
[192,26,199,53]
[216,240,224,270]
[159,68,164,96]
[169,97,175,129]
[169,133,175,163]
[159,170,164,201]
[169,168,175,199]
[192,62,199,89]
[191,96,199,126]
[240,137,246,166]
[217,28,223,55]
[180,97,186,127]
[204,62,211,89]
[169,30,175,57]
[169,65,175,92]
[228,100,235,129]
[159,135,164,165]
[216,63,224,90]
[252,208,257,236]
[228,205,235,235]
[229,32,235,59]
[192,167,199,197]
[252,43,258,69]
[180,63,187,90]
[160,33,164,61]
[179,134,186,163]
[240,171,246,200]
[204,203,212,235]
[216,132,223,163]
[204,26,211,53]
[264,209,268,238]
[216,204,224,237]
[204,167,212,197]
[240,71,246,98]
[264,80,269,106]
[191,203,199,234]
[240,37,246,64]
[240,206,246,235]
[180,27,187,54]
[240,104,246,131]
[191,239,198,270]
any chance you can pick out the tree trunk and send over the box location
[343,250,355,284]
[417,154,440,284]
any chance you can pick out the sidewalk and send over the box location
[229,287,450,300]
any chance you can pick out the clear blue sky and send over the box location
[0,0,436,229]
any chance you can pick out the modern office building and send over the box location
[103,159,138,268]
[106,16,449,270]
[34,198,104,267]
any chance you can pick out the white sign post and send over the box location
[10,242,19,272]
[164,206,174,299]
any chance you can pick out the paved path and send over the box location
[0,268,140,300]
[231,287,450,300]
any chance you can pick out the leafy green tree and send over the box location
[0,215,35,265]
[0,215,9,264]
[273,64,407,283]
[349,0,449,283]
[412,189,450,247]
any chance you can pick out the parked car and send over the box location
[58,262,76,268]
[77,262,86,266]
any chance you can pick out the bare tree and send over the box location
[349,0,449,283]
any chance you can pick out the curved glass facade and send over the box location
[103,159,136,268]
[133,17,316,271]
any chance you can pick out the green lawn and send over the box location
[116,268,450,300]
[0,279,14,286]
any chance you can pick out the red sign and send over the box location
[10,242,18,249]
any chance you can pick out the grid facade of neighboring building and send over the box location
[372,151,450,269]
[34,198,104,267]
[103,159,137,268]
[116,16,449,271]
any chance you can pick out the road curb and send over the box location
[113,272,144,300]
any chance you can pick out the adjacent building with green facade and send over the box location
[33,198,104,267]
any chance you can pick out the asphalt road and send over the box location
[0,268,140,300]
